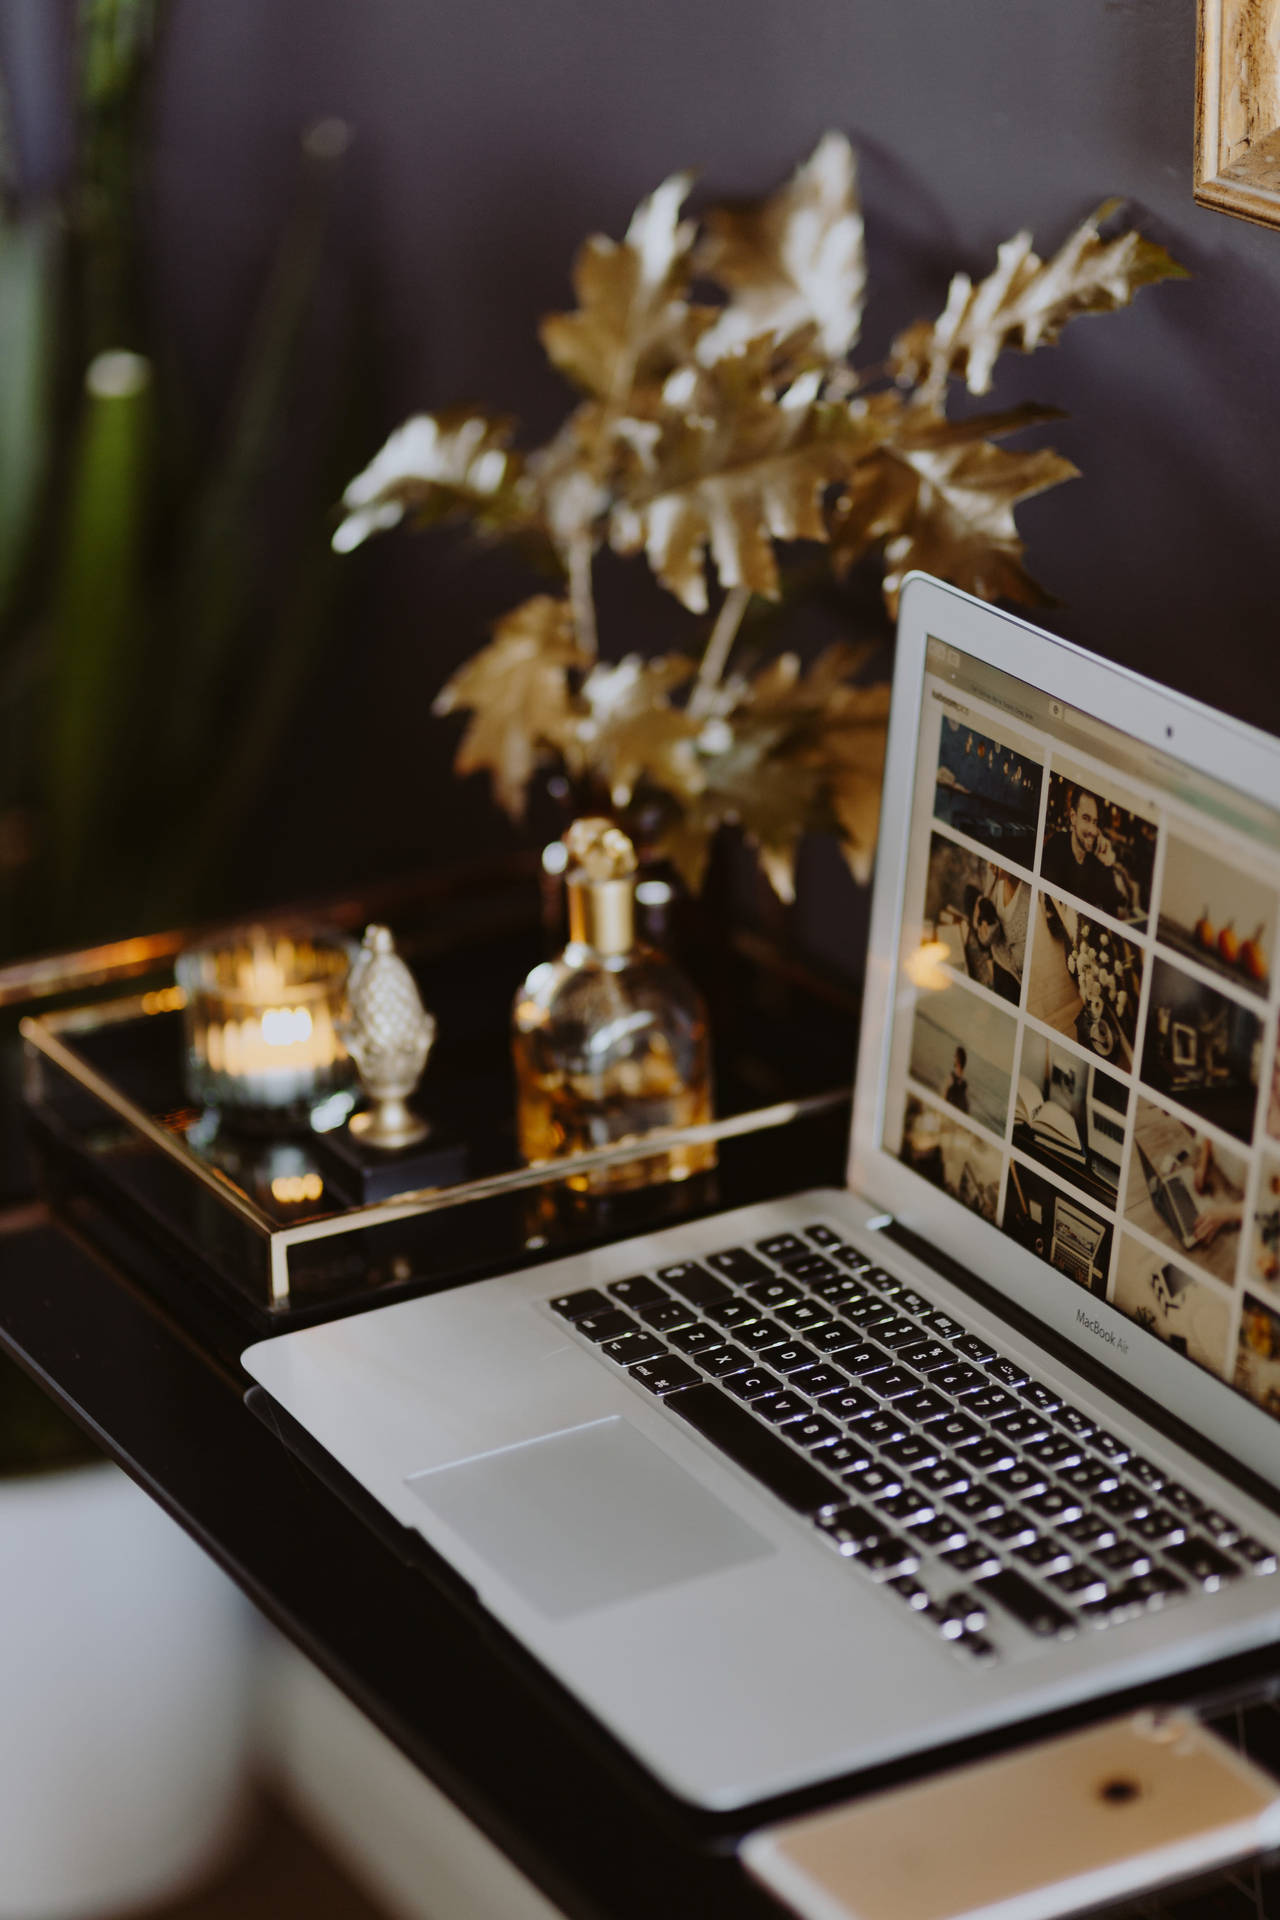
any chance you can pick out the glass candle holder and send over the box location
[176,927,356,1130]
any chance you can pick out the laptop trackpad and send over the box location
[405,1416,774,1620]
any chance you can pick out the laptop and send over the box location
[243,574,1280,1811]
[1134,1135,1203,1249]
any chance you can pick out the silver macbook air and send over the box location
[244,574,1280,1810]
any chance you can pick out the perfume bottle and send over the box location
[512,818,715,1192]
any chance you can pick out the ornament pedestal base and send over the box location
[316,1115,470,1204]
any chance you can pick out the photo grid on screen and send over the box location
[891,658,1280,1426]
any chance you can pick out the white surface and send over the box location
[263,1635,566,1920]
[0,1460,254,1919]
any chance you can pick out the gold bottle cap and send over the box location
[564,817,637,956]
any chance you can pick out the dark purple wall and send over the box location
[5,0,1280,967]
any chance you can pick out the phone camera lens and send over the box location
[1099,1777,1141,1805]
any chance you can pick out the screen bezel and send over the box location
[849,573,1280,1495]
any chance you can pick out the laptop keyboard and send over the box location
[549,1225,1278,1664]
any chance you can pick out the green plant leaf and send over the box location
[0,213,58,623]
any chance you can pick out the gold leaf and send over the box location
[874,439,1080,614]
[822,690,891,883]
[697,132,866,363]
[567,654,701,806]
[610,358,892,612]
[539,173,717,406]
[334,410,526,552]
[432,595,585,819]
[893,203,1188,402]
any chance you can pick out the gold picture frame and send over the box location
[1195,0,1280,229]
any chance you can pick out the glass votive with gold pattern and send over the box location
[175,926,357,1131]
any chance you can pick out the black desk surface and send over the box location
[5,889,1280,1920]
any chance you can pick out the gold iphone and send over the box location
[741,1711,1280,1920]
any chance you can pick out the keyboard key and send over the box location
[779,1253,840,1282]
[814,1503,884,1552]
[791,1413,847,1451]
[1026,1488,1083,1525]
[916,1460,971,1497]
[790,1364,849,1397]
[1059,1514,1117,1553]
[877,1318,931,1351]
[657,1262,734,1307]
[757,1341,819,1375]
[1023,1434,1083,1470]
[967,1437,1016,1475]
[819,1386,878,1422]
[724,1367,784,1401]
[576,1308,635,1341]
[756,1233,807,1259]
[778,1301,832,1333]
[804,1223,843,1246]
[812,1275,866,1305]
[671,1322,728,1357]
[707,1300,762,1330]
[809,1322,868,1356]
[938,1589,988,1634]
[933,1364,986,1398]
[867,1368,923,1400]
[934,1412,984,1450]
[954,1334,997,1363]
[896,1341,953,1374]
[1235,1536,1279,1574]
[911,1514,969,1553]
[629,1356,701,1395]
[1094,1539,1153,1578]
[881,1435,939,1471]
[640,1298,700,1332]
[897,1287,931,1314]
[1090,1430,1130,1464]
[1098,1484,1150,1521]
[1162,1482,1207,1520]
[705,1247,772,1283]
[922,1310,967,1340]
[839,1297,897,1330]
[1130,1508,1186,1548]
[862,1411,909,1447]
[990,1462,1048,1500]
[1054,1406,1097,1440]
[1050,1564,1108,1604]
[668,1384,842,1513]
[602,1330,667,1365]
[825,1439,875,1477]
[700,1344,751,1378]
[1117,1568,1187,1610]
[984,1511,1037,1548]
[550,1287,612,1320]
[739,1318,789,1351]
[743,1277,803,1310]
[968,1386,1019,1420]
[607,1275,668,1308]
[898,1389,956,1425]
[988,1412,1051,1447]
[1125,1456,1166,1492]
[986,1358,1029,1389]
[889,1575,932,1611]
[858,1538,922,1579]
[952,1486,1007,1524]
[944,1541,1002,1579]
[1164,1537,1243,1590]
[978,1568,1076,1638]
[1199,1509,1242,1546]
[857,1464,904,1497]
[756,1391,810,1424]
[1019,1381,1062,1414]
[838,1341,893,1375]
[1016,1537,1073,1576]
[861,1267,901,1293]
[1061,1460,1120,1496]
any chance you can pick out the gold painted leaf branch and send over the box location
[609,366,893,612]
[697,131,866,364]
[539,173,717,406]
[893,202,1187,404]
[333,410,528,552]
[431,594,585,818]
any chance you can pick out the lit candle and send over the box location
[176,926,356,1127]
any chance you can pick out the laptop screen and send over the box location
[881,636,1280,1435]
